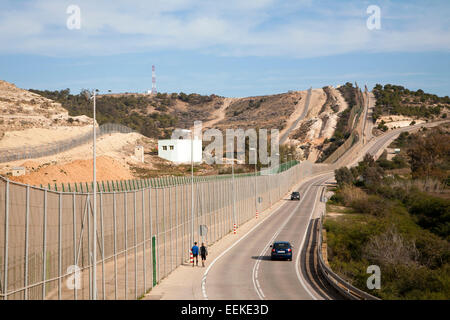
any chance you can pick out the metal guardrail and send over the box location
[317,216,380,300]
[0,123,134,163]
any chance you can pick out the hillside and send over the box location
[0,81,92,140]
[1,82,354,184]
[30,86,352,163]
[0,82,150,184]
[372,84,450,134]
[328,126,450,299]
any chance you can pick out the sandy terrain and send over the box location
[306,118,323,141]
[0,126,93,148]
[376,115,425,129]
[0,131,146,183]
[9,155,134,185]
[385,120,425,129]
[306,89,327,119]
[319,87,348,140]
[322,114,338,139]
[279,90,308,140]
[0,80,90,137]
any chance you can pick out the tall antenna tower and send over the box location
[152,65,157,94]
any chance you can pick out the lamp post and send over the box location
[88,88,112,300]
[87,88,100,300]
[191,131,194,245]
[180,129,195,247]
[250,147,257,219]
[92,89,98,300]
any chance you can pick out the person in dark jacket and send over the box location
[200,243,208,267]
[191,242,199,267]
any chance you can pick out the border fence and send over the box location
[322,88,365,164]
[0,160,322,300]
[36,160,299,193]
[0,123,134,164]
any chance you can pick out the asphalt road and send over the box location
[202,173,335,300]
[201,120,449,300]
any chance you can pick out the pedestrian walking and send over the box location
[200,243,208,267]
[191,242,199,267]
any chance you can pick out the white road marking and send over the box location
[201,173,329,300]
[251,175,327,300]
[201,191,294,299]
[294,175,330,300]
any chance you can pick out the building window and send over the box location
[163,146,167,150]
[170,145,174,150]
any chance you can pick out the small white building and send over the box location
[158,138,202,164]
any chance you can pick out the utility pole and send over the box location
[92,89,98,300]
[88,88,110,300]
[191,131,194,246]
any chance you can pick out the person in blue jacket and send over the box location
[191,242,199,267]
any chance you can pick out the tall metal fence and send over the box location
[0,160,320,300]
[37,160,300,193]
[0,123,134,163]
[323,88,365,164]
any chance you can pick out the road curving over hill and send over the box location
[200,119,449,300]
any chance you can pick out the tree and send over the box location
[335,167,354,186]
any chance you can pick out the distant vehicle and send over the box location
[290,191,300,200]
[394,148,401,154]
[270,241,293,261]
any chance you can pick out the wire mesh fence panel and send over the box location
[0,161,327,300]
[0,123,134,164]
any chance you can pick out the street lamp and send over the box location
[86,89,100,300]
[249,147,257,219]
[87,89,110,300]
[180,129,195,248]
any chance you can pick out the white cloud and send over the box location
[0,0,449,58]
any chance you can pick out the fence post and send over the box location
[2,181,8,300]
[24,185,30,300]
[124,192,128,299]
[175,184,178,266]
[100,192,105,299]
[42,189,47,300]
[57,193,62,300]
[72,192,77,300]
[133,191,137,299]
[169,187,173,273]
[113,192,118,300]
[181,183,185,263]
[163,188,166,278]
[155,188,160,283]
[141,189,146,294]
[149,188,154,287]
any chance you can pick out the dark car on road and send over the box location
[270,241,293,261]
[290,192,300,200]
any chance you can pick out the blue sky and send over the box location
[0,0,449,97]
